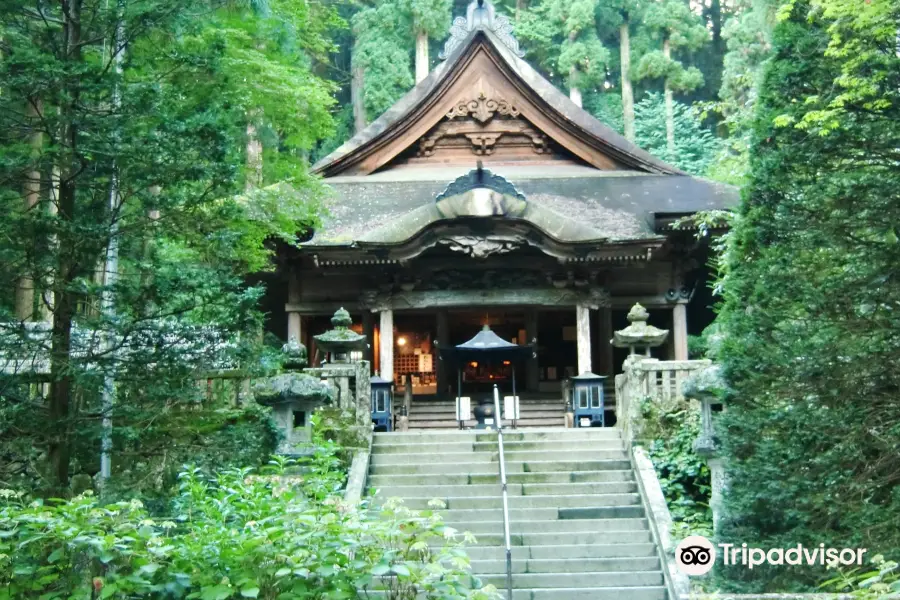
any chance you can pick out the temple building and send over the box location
[265,0,737,406]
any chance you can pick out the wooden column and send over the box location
[436,310,449,397]
[597,306,614,375]
[576,304,592,375]
[526,309,539,391]
[362,311,375,374]
[673,303,689,361]
[379,309,394,382]
[287,270,301,343]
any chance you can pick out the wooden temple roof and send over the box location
[305,1,737,254]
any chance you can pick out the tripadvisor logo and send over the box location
[675,536,869,576]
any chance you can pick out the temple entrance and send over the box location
[388,308,577,401]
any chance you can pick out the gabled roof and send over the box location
[305,0,738,253]
[313,25,684,177]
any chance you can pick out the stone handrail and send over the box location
[616,357,712,445]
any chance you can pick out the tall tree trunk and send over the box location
[15,98,44,321]
[569,72,583,107]
[351,63,366,134]
[619,20,635,142]
[40,165,60,322]
[568,31,582,107]
[516,0,527,23]
[415,30,429,83]
[663,37,675,155]
[48,0,83,493]
[100,0,125,489]
[245,116,262,190]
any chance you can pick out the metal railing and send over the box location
[492,384,513,600]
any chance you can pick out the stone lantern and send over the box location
[612,303,669,357]
[683,364,727,533]
[370,375,394,432]
[253,339,334,456]
[570,372,607,427]
[313,307,367,364]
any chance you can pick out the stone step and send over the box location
[369,449,627,466]
[484,429,621,442]
[440,507,646,524]
[366,469,636,487]
[480,570,664,588]
[371,439,625,454]
[369,480,637,498]
[407,418,566,429]
[464,543,658,561]
[397,495,643,511]
[409,402,566,418]
[363,586,665,600]
[373,428,621,443]
[475,440,624,452]
[444,518,648,535]
[509,587,666,600]
[438,530,654,547]
[471,556,660,574]
[369,459,631,475]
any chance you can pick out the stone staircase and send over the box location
[407,396,566,429]
[367,428,669,600]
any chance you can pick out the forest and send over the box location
[0,0,898,597]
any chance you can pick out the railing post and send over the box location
[493,385,513,600]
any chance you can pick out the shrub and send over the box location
[0,457,501,600]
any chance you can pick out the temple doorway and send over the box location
[389,308,577,400]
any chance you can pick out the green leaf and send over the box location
[240,586,260,598]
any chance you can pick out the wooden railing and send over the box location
[616,357,712,444]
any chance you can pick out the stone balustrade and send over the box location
[616,355,712,445]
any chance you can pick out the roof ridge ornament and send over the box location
[439,0,525,60]
[435,161,527,202]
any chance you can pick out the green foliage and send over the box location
[634,93,722,175]
[715,0,900,590]
[820,555,900,597]
[353,2,417,119]
[635,0,707,93]
[705,0,775,185]
[0,460,502,600]
[641,397,713,540]
[517,0,611,90]
[0,0,337,493]
[584,91,625,134]
[351,0,451,121]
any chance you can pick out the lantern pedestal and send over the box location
[571,372,607,428]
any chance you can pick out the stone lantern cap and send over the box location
[682,364,727,402]
[612,303,670,349]
[253,372,334,407]
[281,338,309,371]
[313,307,367,352]
[570,372,607,382]
[370,374,393,386]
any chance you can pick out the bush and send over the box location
[641,397,713,540]
[0,456,502,600]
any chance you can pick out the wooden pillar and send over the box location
[576,304,592,375]
[597,306,614,375]
[287,270,301,343]
[673,303,689,361]
[379,309,394,382]
[526,309,539,391]
[362,311,375,374]
[436,310,449,397]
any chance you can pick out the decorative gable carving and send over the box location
[414,88,554,160]
[447,92,520,122]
